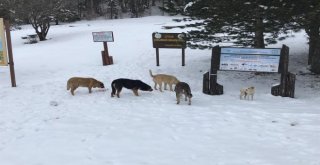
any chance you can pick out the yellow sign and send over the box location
[0,18,8,66]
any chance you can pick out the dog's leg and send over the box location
[159,82,163,92]
[116,90,120,98]
[164,83,168,90]
[176,93,181,104]
[132,89,139,96]
[111,83,116,97]
[116,87,122,98]
[88,87,92,93]
[71,87,77,96]
[184,93,188,101]
[169,84,173,91]
[188,97,191,105]
[154,82,158,90]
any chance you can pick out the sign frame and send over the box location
[92,31,114,42]
[152,32,187,66]
[0,18,8,66]
[152,32,186,49]
[202,45,295,98]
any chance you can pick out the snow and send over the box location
[0,16,320,165]
[184,2,195,12]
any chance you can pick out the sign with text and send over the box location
[92,31,114,42]
[219,48,281,72]
[152,32,186,48]
[0,18,8,66]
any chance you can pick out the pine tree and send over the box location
[159,0,190,16]
[159,0,179,15]
[287,0,320,73]
[183,0,293,49]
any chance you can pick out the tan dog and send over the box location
[149,70,179,92]
[67,77,105,96]
[174,82,193,105]
[240,86,255,100]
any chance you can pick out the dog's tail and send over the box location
[67,82,70,90]
[149,69,154,78]
[111,81,116,97]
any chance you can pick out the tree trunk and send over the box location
[310,44,320,74]
[36,22,50,41]
[86,0,95,19]
[110,2,114,19]
[254,17,265,48]
[306,24,320,74]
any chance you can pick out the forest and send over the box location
[0,0,319,74]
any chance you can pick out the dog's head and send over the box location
[138,81,153,91]
[99,82,105,88]
[94,81,105,88]
[247,86,255,92]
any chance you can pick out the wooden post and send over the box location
[203,46,223,95]
[279,45,289,96]
[203,72,210,94]
[103,42,109,57]
[101,51,107,65]
[156,48,159,66]
[286,73,295,98]
[4,20,16,87]
[271,45,295,98]
[209,46,223,95]
[102,42,113,65]
[182,48,185,66]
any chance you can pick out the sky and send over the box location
[0,16,319,165]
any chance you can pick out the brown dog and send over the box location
[67,77,104,96]
[174,82,193,105]
[149,70,179,92]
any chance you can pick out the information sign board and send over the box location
[219,48,281,72]
[0,18,8,66]
[92,31,114,42]
[152,33,186,48]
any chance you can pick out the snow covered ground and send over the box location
[0,16,319,165]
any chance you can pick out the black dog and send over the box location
[111,78,153,98]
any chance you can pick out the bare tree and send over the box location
[15,0,63,41]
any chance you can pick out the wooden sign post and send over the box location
[92,31,114,65]
[271,45,295,98]
[0,19,16,87]
[152,32,186,66]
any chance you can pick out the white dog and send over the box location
[240,86,255,100]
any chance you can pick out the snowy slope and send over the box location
[0,16,319,165]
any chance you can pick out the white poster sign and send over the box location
[219,48,281,72]
[0,18,8,66]
[92,31,114,42]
